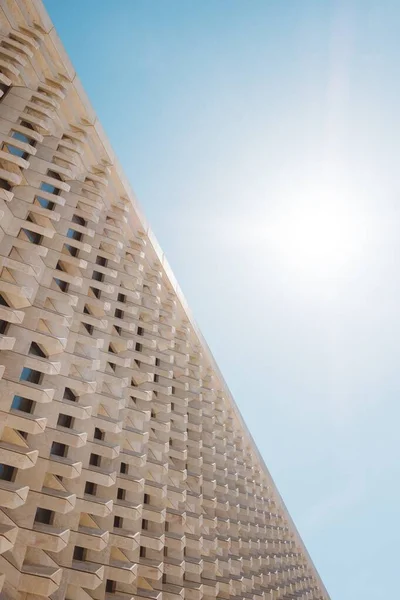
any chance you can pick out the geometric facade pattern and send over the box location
[0,2,330,600]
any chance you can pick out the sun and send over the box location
[264,199,368,277]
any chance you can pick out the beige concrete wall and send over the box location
[0,2,330,600]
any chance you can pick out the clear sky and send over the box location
[43,1,400,598]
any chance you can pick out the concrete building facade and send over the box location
[0,2,330,600]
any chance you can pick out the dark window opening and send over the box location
[92,270,104,282]
[0,464,15,481]
[114,516,122,528]
[137,327,144,336]
[85,481,96,495]
[11,396,33,413]
[0,319,9,335]
[94,428,104,440]
[89,453,101,467]
[90,286,101,299]
[135,342,142,353]
[120,462,127,474]
[96,256,107,266]
[117,488,125,500]
[66,228,82,241]
[0,178,12,191]
[73,546,86,561]
[29,342,46,357]
[57,413,73,428]
[72,214,86,226]
[50,442,67,457]
[63,243,78,257]
[54,278,68,292]
[139,546,146,558]
[142,519,148,530]
[20,367,42,384]
[144,493,150,505]
[63,387,77,402]
[106,580,116,594]
[34,507,54,525]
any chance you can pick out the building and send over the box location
[0,2,330,600]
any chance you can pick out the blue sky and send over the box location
[44,1,400,598]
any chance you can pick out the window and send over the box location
[117,293,126,303]
[63,387,77,402]
[4,143,28,159]
[11,396,33,413]
[120,462,127,474]
[34,508,54,525]
[0,319,9,335]
[92,270,104,282]
[106,580,116,594]
[151,410,156,419]
[144,493,150,505]
[73,546,86,561]
[171,402,175,411]
[57,413,73,428]
[155,358,160,367]
[117,488,125,501]
[114,516,122,528]
[11,130,34,145]
[63,243,78,257]
[142,519,148,531]
[36,196,55,210]
[164,521,169,532]
[72,214,86,226]
[84,481,96,495]
[114,308,123,319]
[89,453,101,467]
[54,277,68,293]
[20,367,42,384]
[0,178,11,191]
[0,464,15,481]
[162,574,168,584]
[40,181,60,196]
[47,170,62,181]
[50,442,67,457]
[94,428,104,440]
[0,82,10,101]
[0,294,9,306]
[154,374,159,383]
[139,546,146,558]
[29,342,46,358]
[90,286,101,299]
[137,327,144,336]
[21,219,42,245]
[66,228,82,241]
[164,546,168,557]
[135,342,142,353]
[96,256,107,267]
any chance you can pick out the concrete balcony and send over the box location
[66,561,104,590]
[83,465,116,488]
[71,526,109,551]
[142,503,166,524]
[76,495,113,518]
[109,528,140,552]
[185,556,203,577]
[46,455,82,479]
[0,479,29,509]
[0,523,18,554]
[113,500,142,521]
[106,560,137,584]
[164,556,184,579]
[138,557,163,581]
[140,530,165,552]
[19,563,63,596]
[4,408,47,434]
[19,523,70,552]
[183,580,203,600]
[165,531,185,553]
[0,441,38,470]
[31,486,76,514]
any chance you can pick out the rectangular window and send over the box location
[20,367,42,384]
[117,488,125,500]
[36,196,55,210]
[120,462,127,474]
[92,270,104,282]
[50,442,67,457]
[40,181,60,196]
[0,319,9,335]
[106,580,116,594]
[34,508,54,525]
[144,493,150,505]
[94,428,104,440]
[57,413,73,428]
[63,387,77,402]
[114,516,122,528]
[66,228,82,241]
[115,308,123,319]
[89,453,101,467]
[73,546,86,561]
[117,293,126,303]
[142,519,148,531]
[85,481,96,496]
[4,143,28,159]
[139,546,146,558]
[0,464,15,481]
[135,342,142,353]
[137,327,144,336]
[11,396,33,413]
[96,256,107,266]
